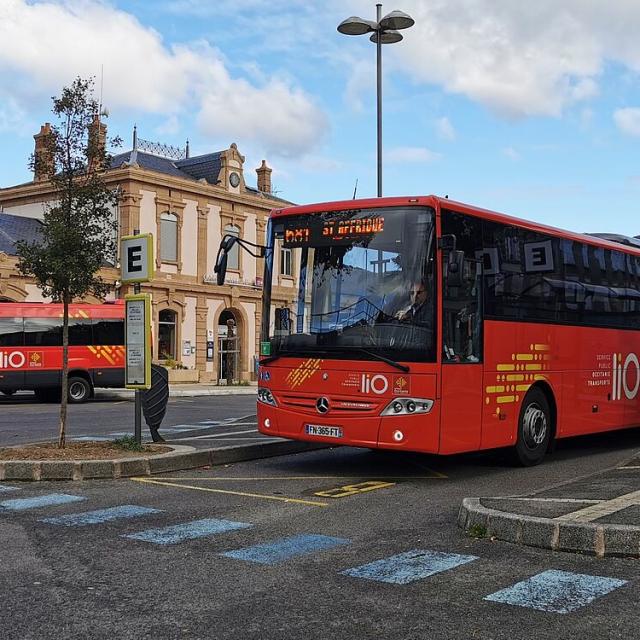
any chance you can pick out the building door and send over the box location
[439,210,484,453]
[218,310,240,384]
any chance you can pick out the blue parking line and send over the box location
[1,494,86,511]
[0,484,19,493]
[484,569,628,614]
[341,549,479,585]
[123,518,252,545]
[221,534,350,564]
[40,505,161,526]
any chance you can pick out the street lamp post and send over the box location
[338,4,415,197]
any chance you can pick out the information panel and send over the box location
[125,294,151,389]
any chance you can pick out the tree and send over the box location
[15,77,121,447]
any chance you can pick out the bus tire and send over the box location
[68,377,92,404]
[512,387,551,467]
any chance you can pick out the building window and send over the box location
[158,309,177,359]
[160,212,178,262]
[224,224,240,270]
[280,247,292,276]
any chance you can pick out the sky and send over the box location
[2,0,640,236]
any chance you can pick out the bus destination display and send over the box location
[283,215,385,247]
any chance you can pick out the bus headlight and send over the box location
[381,398,433,416]
[258,387,278,407]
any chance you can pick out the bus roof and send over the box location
[270,195,640,257]
[0,301,124,319]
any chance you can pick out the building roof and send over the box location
[175,153,222,184]
[110,149,223,185]
[109,148,292,205]
[0,212,43,255]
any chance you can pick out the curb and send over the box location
[458,497,640,558]
[0,441,327,482]
[95,387,257,400]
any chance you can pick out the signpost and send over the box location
[121,232,154,445]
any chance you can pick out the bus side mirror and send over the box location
[446,250,465,287]
[213,235,237,286]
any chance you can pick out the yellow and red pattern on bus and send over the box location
[0,302,124,372]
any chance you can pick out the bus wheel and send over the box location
[68,377,92,404]
[513,387,551,466]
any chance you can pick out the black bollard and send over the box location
[141,364,170,442]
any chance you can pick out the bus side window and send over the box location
[0,317,24,347]
[69,319,92,346]
[24,318,63,346]
[441,210,483,363]
[93,319,124,345]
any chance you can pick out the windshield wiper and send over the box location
[260,347,409,372]
[351,348,410,373]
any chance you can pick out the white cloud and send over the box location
[614,108,640,137]
[387,146,441,164]
[502,147,521,161]
[341,0,640,118]
[0,96,30,134]
[0,0,327,157]
[435,117,456,141]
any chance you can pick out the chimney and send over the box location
[256,160,272,194]
[33,123,54,181]
[87,113,107,172]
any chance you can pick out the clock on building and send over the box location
[229,172,240,188]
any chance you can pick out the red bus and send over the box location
[0,301,124,403]
[248,195,640,465]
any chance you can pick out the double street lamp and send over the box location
[338,4,415,197]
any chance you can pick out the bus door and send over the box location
[439,255,484,453]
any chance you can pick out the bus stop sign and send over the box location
[121,233,154,284]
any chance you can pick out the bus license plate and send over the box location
[305,424,343,438]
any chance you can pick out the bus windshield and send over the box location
[263,206,436,362]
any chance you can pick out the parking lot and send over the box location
[2,434,640,640]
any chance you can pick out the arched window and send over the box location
[160,212,178,262]
[158,309,177,359]
[224,224,240,270]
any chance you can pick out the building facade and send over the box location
[0,124,297,383]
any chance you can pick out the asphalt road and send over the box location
[1,428,639,639]
[0,394,260,447]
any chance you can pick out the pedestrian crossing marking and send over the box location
[40,505,161,526]
[221,534,350,564]
[341,550,478,584]
[0,494,86,511]
[124,518,252,545]
[484,569,627,614]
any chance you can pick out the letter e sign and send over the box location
[524,240,553,272]
[121,233,154,283]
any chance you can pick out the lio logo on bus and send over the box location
[612,353,640,401]
[0,351,27,369]
[0,351,44,370]
[361,374,389,395]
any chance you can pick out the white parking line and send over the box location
[555,489,640,523]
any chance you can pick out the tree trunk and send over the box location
[58,295,70,448]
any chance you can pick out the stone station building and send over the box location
[0,123,297,383]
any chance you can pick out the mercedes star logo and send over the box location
[316,397,330,414]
